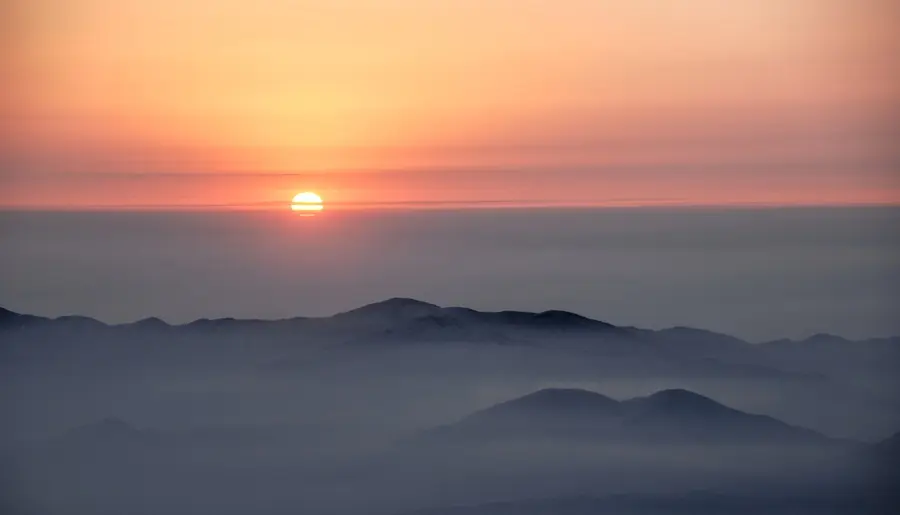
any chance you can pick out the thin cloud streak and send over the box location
[6,199,898,213]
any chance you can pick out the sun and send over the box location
[291,192,324,212]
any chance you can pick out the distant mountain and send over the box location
[0,298,625,336]
[418,388,835,446]
[478,309,619,331]
[619,389,829,443]
[0,307,45,330]
[421,388,624,441]
[649,326,755,360]
[121,317,171,331]
[757,333,900,380]
[336,298,444,325]
[1,299,896,389]
[2,298,892,346]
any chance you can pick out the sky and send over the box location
[2,0,898,209]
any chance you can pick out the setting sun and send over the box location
[291,192,324,212]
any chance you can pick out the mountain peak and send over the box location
[471,388,622,420]
[0,306,44,329]
[532,310,611,328]
[803,333,850,345]
[338,298,442,320]
[0,306,20,318]
[514,387,619,407]
[423,387,833,446]
[418,388,625,443]
[382,297,439,308]
[643,388,715,402]
[124,317,170,330]
[629,389,730,415]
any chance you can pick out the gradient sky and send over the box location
[3,0,898,208]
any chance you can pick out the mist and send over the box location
[1,206,897,341]
[1,291,898,514]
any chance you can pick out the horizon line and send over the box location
[1,199,898,213]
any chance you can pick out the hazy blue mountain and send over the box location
[1,298,897,515]
[2,298,893,356]
[619,389,833,443]
[418,387,836,446]
[2,299,898,442]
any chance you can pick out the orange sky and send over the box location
[2,0,898,209]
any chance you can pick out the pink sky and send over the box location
[2,0,898,208]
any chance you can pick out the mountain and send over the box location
[649,326,756,360]
[0,307,46,330]
[420,388,624,442]
[619,389,829,443]
[121,317,171,331]
[2,299,892,348]
[0,298,625,338]
[3,299,895,392]
[480,309,619,331]
[336,298,444,324]
[418,388,835,446]
[757,333,900,381]
[2,299,897,421]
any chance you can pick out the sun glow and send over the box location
[291,192,324,212]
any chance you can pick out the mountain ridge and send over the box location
[2,298,895,343]
[418,387,842,446]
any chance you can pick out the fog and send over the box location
[1,206,898,341]
[2,207,897,513]
[1,297,898,514]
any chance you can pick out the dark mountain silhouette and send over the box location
[483,309,618,331]
[620,389,830,443]
[1,299,895,406]
[332,299,623,343]
[336,297,444,322]
[335,298,616,329]
[1,298,892,346]
[419,388,836,445]
[116,317,173,335]
[0,307,45,330]
[484,388,622,415]
[420,388,624,441]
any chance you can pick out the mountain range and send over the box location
[2,297,899,442]
[4,297,895,344]
[2,298,898,515]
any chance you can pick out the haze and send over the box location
[2,206,898,341]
